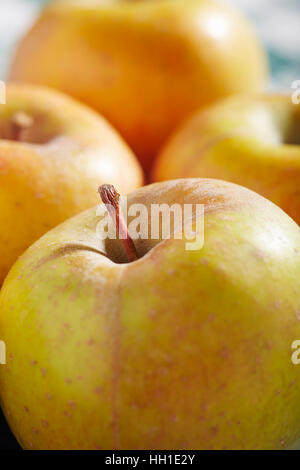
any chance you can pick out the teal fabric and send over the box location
[0,0,299,89]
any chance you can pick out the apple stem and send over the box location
[9,112,33,142]
[98,184,139,263]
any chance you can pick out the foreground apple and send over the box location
[153,94,300,225]
[10,0,268,171]
[0,84,142,284]
[1,178,300,450]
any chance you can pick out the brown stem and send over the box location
[98,184,138,263]
[8,112,33,142]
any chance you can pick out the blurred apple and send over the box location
[0,84,142,283]
[1,179,300,449]
[153,94,300,225]
[10,0,268,171]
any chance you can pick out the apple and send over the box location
[10,0,268,172]
[153,94,300,225]
[1,178,300,450]
[0,83,142,284]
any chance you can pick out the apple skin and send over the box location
[10,0,268,172]
[153,94,300,225]
[0,84,142,284]
[1,178,300,450]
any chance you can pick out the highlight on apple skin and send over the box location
[153,94,300,225]
[9,0,269,172]
[0,178,300,450]
[0,83,143,284]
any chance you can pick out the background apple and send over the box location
[0,178,300,449]
[10,0,268,172]
[153,94,300,225]
[0,83,142,284]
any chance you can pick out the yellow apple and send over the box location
[0,83,142,284]
[1,178,300,449]
[10,0,268,172]
[153,94,300,225]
